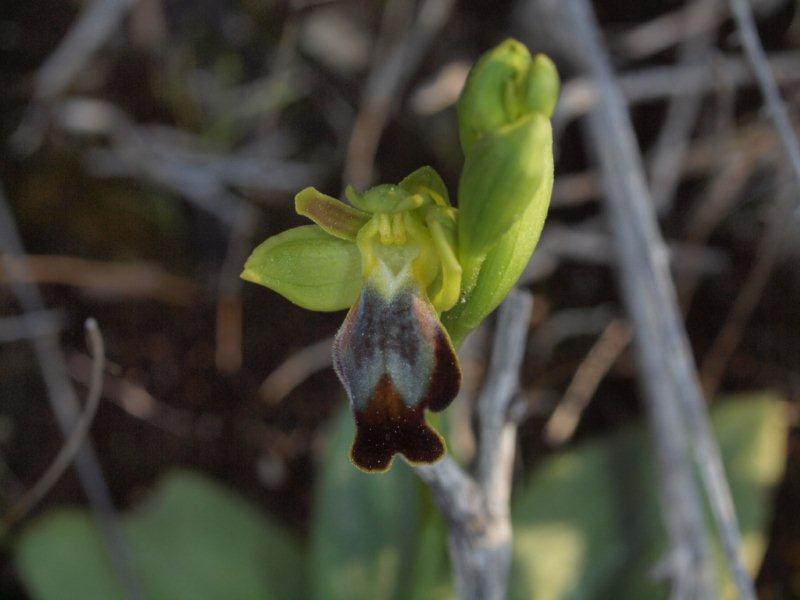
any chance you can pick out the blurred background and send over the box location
[1,0,800,598]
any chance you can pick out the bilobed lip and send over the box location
[333,276,460,472]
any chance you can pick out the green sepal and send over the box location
[345,184,425,214]
[457,39,533,156]
[524,54,560,119]
[443,145,553,345]
[398,166,451,207]
[241,224,362,312]
[457,112,552,285]
[295,187,370,241]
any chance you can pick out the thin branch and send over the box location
[258,336,335,404]
[0,311,62,344]
[554,50,800,132]
[476,289,533,522]
[2,319,105,529]
[728,0,800,210]
[344,0,455,188]
[647,0,720,213]
[532,1,722,596]
[0,254,199,306]
[545,319,632,446]
[414,290,534,600]
[11,0,136,154]
[0,181,143,599]
[700,180,795,397]
[549,2,756,597]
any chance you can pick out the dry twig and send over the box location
[700,181,796,397]
[545,319,632,446]
[0,182,143,598]
[728,0,800,206]
[0,254,199,306]
[344,0,455,188]
[2,319,106,529]
[259,336,335,404]
[556,1,756,596]
[415,289,533,600]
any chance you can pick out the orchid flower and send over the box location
[242,39,558,472]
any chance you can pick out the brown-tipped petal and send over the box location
[350,375,445,472]
[333,279,460,471]
[295,187,370,241]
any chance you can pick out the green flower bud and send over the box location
[457,39,559,155]
[443,145,553,345]
[441,38,557,344]
[457,112,552,282]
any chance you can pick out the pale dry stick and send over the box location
[343,0,455,188]
[0,254,199,306]
[215,204,259,374]
[677,150,760,313]
[67,353,196,438]
[729,0,800,209]
[476,290,534,532]
[555,50,800,135]
[522,223,730,284]
[700,181,796,397]
[545,319,633,446]
[535,1,714,595]
[0,311,62,343]
[554,1,755,597]
[415,289,533,600]
[552,119,786,208]
[647,0,720,214]
[0,183,143,599]
[259,336,335,404]
[2,319,105,529]
[614,0,726,62]
[11,0,136,154]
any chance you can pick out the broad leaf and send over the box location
[509,394,788,599]
[15,470,305,600]
[309,406,424,600]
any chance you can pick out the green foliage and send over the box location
[509,393,788,599]
[309,406,428,599]
[15,471,305,600]
[12,396,786,600]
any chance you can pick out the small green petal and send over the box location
[242,225,362,312]
[457,38,532,156]
[398,166,451,206]
[345,184,424,214]
[524,53,560,119]
[295,187,370,241]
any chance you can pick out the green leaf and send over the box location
[15,510,125,599]
[242,224,362,312]
[295,187,370,241]
[15,470,305,600]
[310,405,423,600]
[509,393,788,599]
